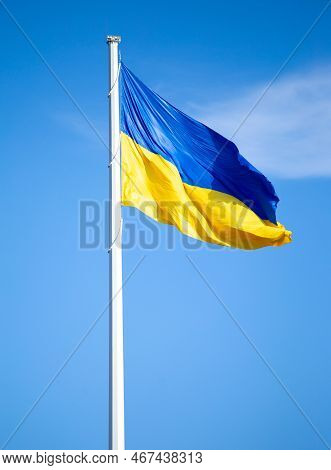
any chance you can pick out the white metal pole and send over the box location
[107,35,124,451]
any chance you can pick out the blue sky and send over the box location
[0,0,330,450]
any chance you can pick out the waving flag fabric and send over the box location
[120,63,291,249]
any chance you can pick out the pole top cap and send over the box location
[107,35,121,43]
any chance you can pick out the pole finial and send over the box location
[107,35,121,44]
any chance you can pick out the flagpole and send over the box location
[107,35,125,451]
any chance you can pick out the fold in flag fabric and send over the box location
[120,63,292,249]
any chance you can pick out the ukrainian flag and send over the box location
[120,64,291,249]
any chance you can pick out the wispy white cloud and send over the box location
[193,66,331,178]
[54,66,331,179]
[53,111,107,145]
